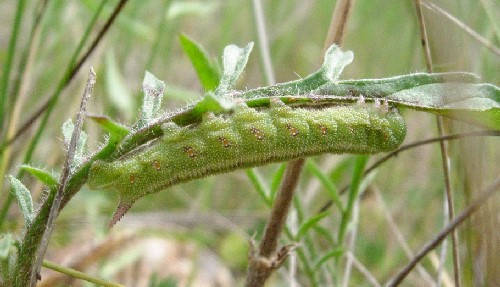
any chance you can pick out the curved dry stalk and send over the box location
[414,1,460,285]
[317,130,500,211]
[422,0,500,56]
[386,177,500,286]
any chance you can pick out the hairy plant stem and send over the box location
[14,69,95,287]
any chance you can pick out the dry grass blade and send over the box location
[422,0,500,56]
[414,1,461,285]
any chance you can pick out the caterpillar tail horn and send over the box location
[109,202,133,228]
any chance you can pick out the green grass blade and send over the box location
[337,155,368,243]
[296,211,330,239]
[245,169,271,206]
[179,34,220,91]
[0,0,27,133]
[306,159,343,212]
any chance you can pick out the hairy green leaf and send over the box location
[20,165,58,189]
[0,233,13,259]
[296,211,330,239]
[179,34,220,91]
[8,176,34,226]
[387,82,500,129]
[215,42,254,95]
[87,115,130,139]
[137,71,165,128]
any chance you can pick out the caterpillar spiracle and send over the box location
[88,100,406,226]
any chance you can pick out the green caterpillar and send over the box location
[88,100,406,226]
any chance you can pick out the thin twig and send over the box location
[345,251,381,287]
[366,130,499,176]
[414,0,433,73]
[437,195,449,287]
[414,2,461,285]
[252,0,275,86]
[421,0,500,56]
[39,232,135,287]
[317,130,500,211]
[42,260,124,287]
[341,200,360,287]
[323,0,356,52]
[30,68,95,286]
[386,177,500,287]
[373,187,439,286]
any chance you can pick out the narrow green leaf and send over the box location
[270,163,286,201]
[296,211,330,239]
[8,176,34,226]
[215,42,254,95]
[318,72,479,98]
[320,73,499,129]
[313,225,336,246]
[306,159,343,212]
[314,247,343,269]
[20,165,58,189]
[338,155,369,243]
[245,169,271,206]
[87,114,130,138]
[179,34,220,91]
[192,92,233,116]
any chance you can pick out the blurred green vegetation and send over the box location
[0,0,498,286]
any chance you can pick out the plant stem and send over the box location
[245,159,305,287]
[42,260,125,287]
[414,1,461,285]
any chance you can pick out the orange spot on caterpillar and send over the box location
[130,174,136,184]
[184,146,197,157]
[286,124,299,137]
[152,160,161,170]
[219,136,231,147]
[251,127,264,140]
[319,124,328,135]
